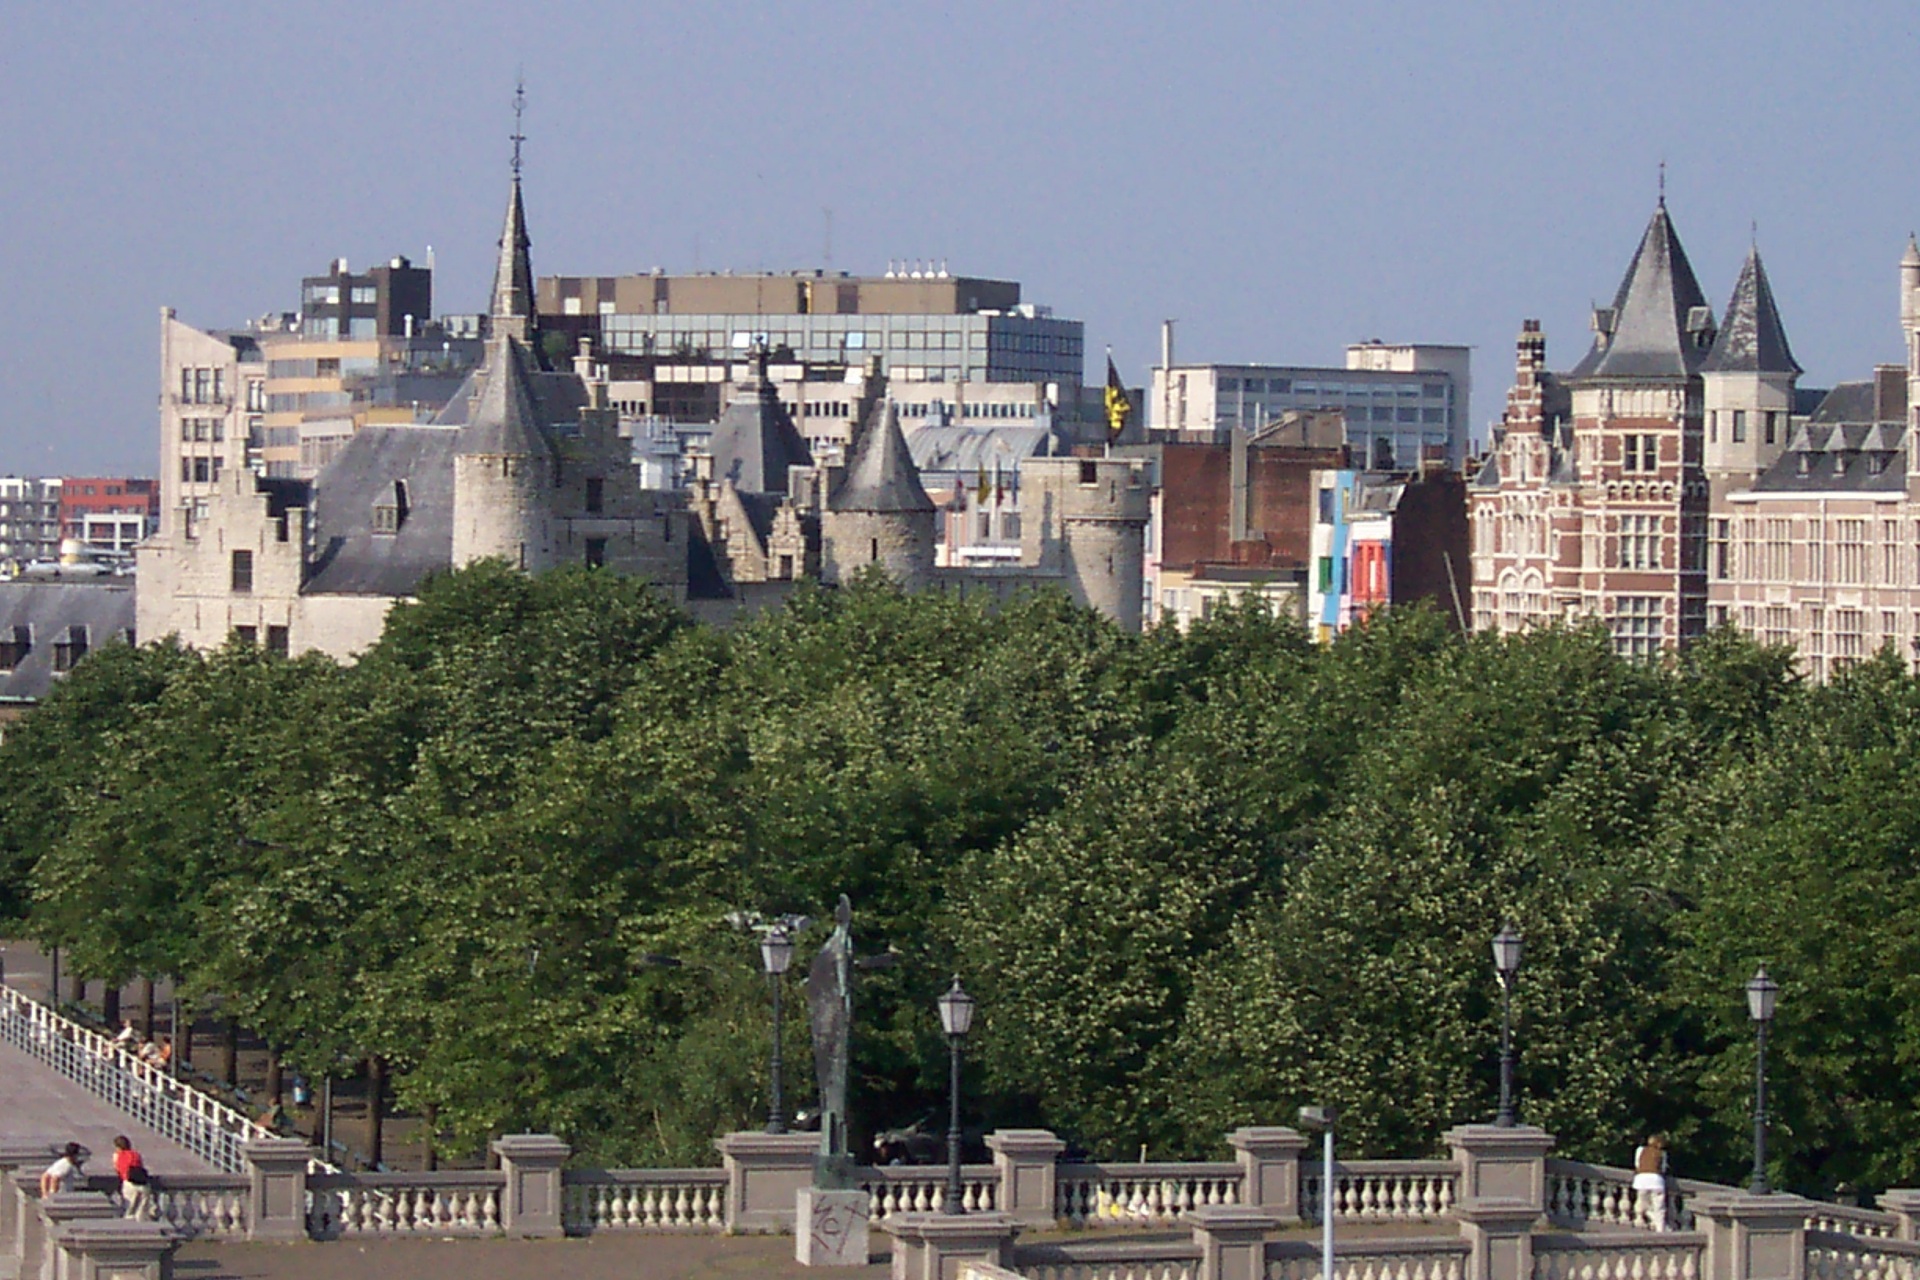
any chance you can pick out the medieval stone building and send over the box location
[138,159,1154,656]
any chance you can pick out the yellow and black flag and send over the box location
[1104,353,1132,443]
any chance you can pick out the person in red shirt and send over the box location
[111,1135,150,1218]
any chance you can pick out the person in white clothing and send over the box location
[1632,1134,1670,1230]
[39,1143,85,1197]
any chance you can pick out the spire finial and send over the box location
[510,78,526,178]
[1751,219,1758,249]
[1657,160,1666,207]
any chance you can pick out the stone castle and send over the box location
[137,162,1152,658]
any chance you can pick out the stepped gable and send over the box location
[706,351,812,494]
[454,338,550,459]
[1569,201,1715,381]
[1703,247,1802,376]
[833,401,934,513]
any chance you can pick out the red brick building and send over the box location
[1470,201,1716,655]
[59,478,159,556]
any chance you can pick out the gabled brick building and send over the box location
[1470,201,1718,655]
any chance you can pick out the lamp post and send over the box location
[937,976,976,1214]
[1746,966,1779,1194]
[1491,924,1524,1127]
[1298,1106,1337,1280]
[761,927,795,1134]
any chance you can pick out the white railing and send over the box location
[562,1169,727,1231]
[1267,1236,1471,1280]
[148,1174,250,1238]
[1057,1162,1241,1228]
[1015,1238,1202,1280]
[1546,1160,1710,1232]
[1807,1230,1920,1280]
[865,1166,999,1221]
[306,1172,503,1238]
[1305,1162,1458,1224]
[0,983,269,1176]
[1533,1232,1706,1280]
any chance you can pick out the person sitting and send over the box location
[142,1036,173,1069]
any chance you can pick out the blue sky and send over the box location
[3,1,1918,472]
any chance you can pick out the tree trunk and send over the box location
[102,984,120,1027]
[221,1019,239,1088]
[365,1057,387,1169]
[265,1049,283,1106]
[138,977,155,1040]
[423,1104,438,1172]
[175,997,193,1071]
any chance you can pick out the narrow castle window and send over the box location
[231,549,253,594]
[267,625,289,657]
[585,538,607,568]
[1079,461,1098,485]
[585,477,604,514]
[870,538,879,562]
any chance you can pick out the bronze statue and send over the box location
[806,894,857,1188]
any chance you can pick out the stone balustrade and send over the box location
[1267,1235,1472,1280]
[561,1168,727,1231]
[1807,1229,1920,1280]
[1532,1232,1707,1280]
[1056,1162,1243,1228]
[147,1172,250,1238]
[864,1164,999,1221]
[307,1170,506,1237]
[1014,1237,1204,1280]
[1807,1206,1903,1240]
[1304,1162,1460,1225]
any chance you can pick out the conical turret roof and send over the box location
[1703,246,1801,376]
[456,337,549,458]
[489,175,535,343]
[832,401,934,513]
[706,352,813,493]
[1570,201,1715,381]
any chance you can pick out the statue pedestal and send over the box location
[796,1187,871,1266]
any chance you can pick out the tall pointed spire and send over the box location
[1703,246,1801,376]
[489,82,535,344]
[832,401,934,513]
[1569,201,1715,381]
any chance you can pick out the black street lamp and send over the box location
[1746,966,1779,1194]
[761,927,795,1134]
[1491,924,1525,1127]
[937,976,976,1214]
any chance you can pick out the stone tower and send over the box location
[1701,245,1801,497]
[452,337,554,571]
[1018,456,1153,630]
[822,400,936,589]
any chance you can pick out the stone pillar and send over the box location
[796,1186,871,1267]
[1878,1190,1920,1242]
[0,1142,54,1254]
[491,1134,571,1239]
[242,1137,313,1242]
[716,1132,820,1233]
[1444,1125,1556,1280]
[986,1130,1065,1228]
[1227,1128,1308,1223]
[11,1171,43,1279]
[1187,1206,1280,1280]
[1695,1193,1811,1280]
[53,1218,177,1280]
[38,1192,118,1280]
[882,1211,1019,1280]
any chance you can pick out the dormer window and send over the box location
[372,480,409,536]
[1798,454,1813,475]
[52,624,88,673]
[0,625,29,672]
[1871,454,1891,476]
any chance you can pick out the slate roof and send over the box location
[1569,202,1715,381]
[0,581,135,704]
[1750,382,1906,494]
[452,339,551,459]
[906,424,1054,477]
[833,403,934,513]
[706,359,812,494]
[1702,247,1801,376]
[303,426,460,597]
[490,176,535,330]
[432,344,590,435]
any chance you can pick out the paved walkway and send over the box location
[0,1022,214,1175]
